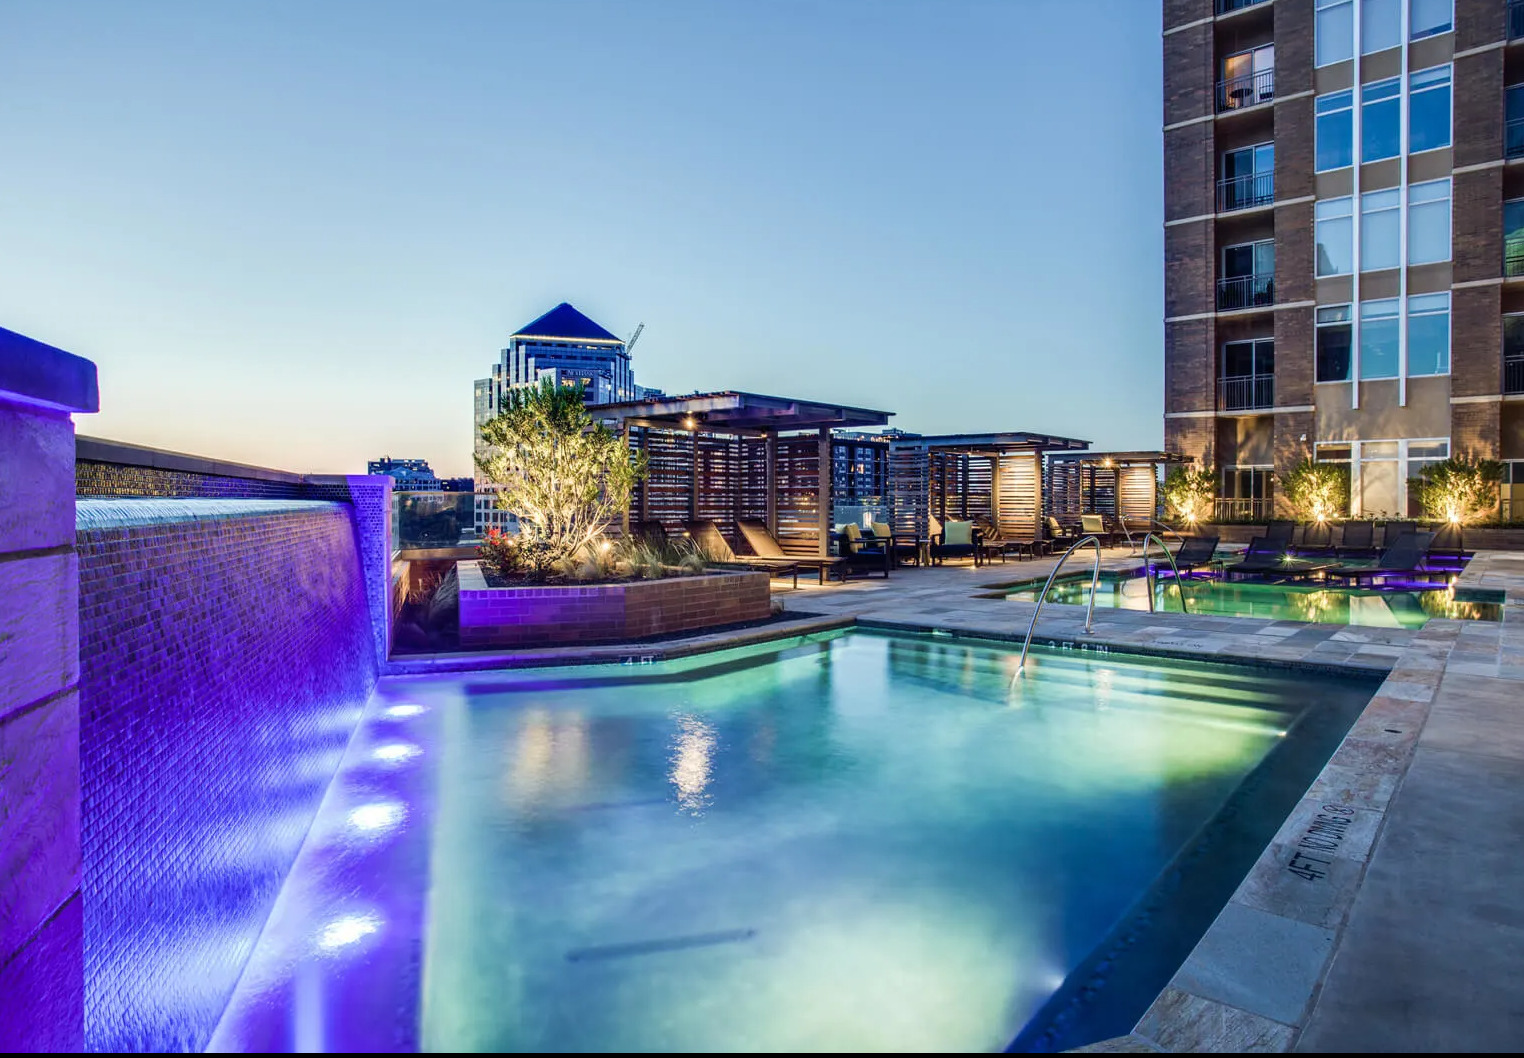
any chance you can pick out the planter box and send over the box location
[456,560,772,648]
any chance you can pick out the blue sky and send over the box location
[0,0,1164,477]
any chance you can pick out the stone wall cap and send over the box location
[0,325,99,413]
[76,435,305,484]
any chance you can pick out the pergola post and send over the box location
[637,427,649,523]
[765,430,777,535]
[990,454,1002,529]
[818,426,832,557]
[689,427,700,524]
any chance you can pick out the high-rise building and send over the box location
[473,302,651,532]
[1163,0,1523,519]
[367,456,442,490]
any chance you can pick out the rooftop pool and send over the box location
[1000,574,1501,628]
[210,630,1378,1053]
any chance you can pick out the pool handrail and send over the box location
[1011,535,1103,685]
[1118,516,1186,553]
[1140,532,1189,615]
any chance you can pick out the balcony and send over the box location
[1512,0,1524,39]
[1509,117,1524,160]
[1507,356,1524,395]
[1217,172,1274,212]
[1214,496,1274,521]
[1216,0,1270,12]
[1217,273,1274,311]
[1217,69,1275,112]
[1218,373,1274,412]
[1509,246,1524,278]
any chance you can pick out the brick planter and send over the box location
[456,560,772,648]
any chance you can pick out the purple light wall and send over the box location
[76,501,379,1052]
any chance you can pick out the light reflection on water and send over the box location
[668,716,717,814]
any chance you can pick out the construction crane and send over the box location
[626,322,645,354]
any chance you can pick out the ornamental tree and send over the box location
[475,380,645,577]
[1161,465,1217,525]
[1279,459,1349,522]
[1409,456,1504,526]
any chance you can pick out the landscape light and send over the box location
[683,416,697,430]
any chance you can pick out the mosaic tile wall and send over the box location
[76,501,379,1052]
[75,460,311,499]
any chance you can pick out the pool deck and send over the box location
[777,549,1524,1054]
[389,547,1524,1053]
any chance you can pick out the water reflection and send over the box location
[669,715,717,815]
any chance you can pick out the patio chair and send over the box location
[1382,520,1417,548]
[1335,521,1377,558]
[1297,521,1335,554]
[733,518,847,585]
[686,519,802,589]
[1043,517,1079,553]
[1080,513,1120,548]
[928,515,980,566]
[869,519,922,567]
[973,517,1035,562]
[1324,533,1429,585]
[834,524,891,579]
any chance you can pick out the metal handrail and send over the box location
[1118,516,1186,552]
[1010,535,1103,686]
[1140,533,1188,615]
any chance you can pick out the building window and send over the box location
[1316,197,1354,276]
[1220,339,1275,410]
[1361,188,1401,271]
[1362,78,1401,162]
[1410,0,1452,39]
[1316,305,1353,382]
[1220,143,1275,211]
[1316,442,1353,464]
[1362,0,1401,53]
[1360,299,1400,379]
[1408,178,1451,265]
[1220,240,1275,309]
[1316,90,1354,171]
[1221,44,1275,110]
[1408,66,1452,153]
[1508,85,1524,159]
[1507,200,1524,277]
[1407,292,1450,376]
[1406,440,1451,516]
[1317,0,1355,66]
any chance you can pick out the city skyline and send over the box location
[0,0,1164,478]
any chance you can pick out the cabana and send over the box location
[1045,451,1190,531]
[887,432,1090,545]
[592,392,894,556]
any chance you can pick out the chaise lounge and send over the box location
[1323,532,1430,585]
[685,520,804,589]
[735,518,850,585]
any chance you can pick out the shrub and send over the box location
[1279,459,1349,522]
[475,379,646,576]
[1162,465,1217,525]
[1409,456,1505,525]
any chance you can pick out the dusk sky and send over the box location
[1,0,1164,478]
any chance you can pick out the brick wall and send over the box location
[1454,48,1503,170]
[76,502,378,1051]
[1163,23,1214,127]
[457,562,772,648]
[1455,0,1506,50]
[1271,0,1314,97]
[1275,304,1316,408]
[1454,167,1504,286]
[1453,400,1503,460]
[1453,283,1504,398]
[1165,417,1216,469]
[1272,411,1315,515]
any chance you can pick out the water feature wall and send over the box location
[75,499,381,1052]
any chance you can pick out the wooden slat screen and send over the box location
[774,435,825,555]
[888,445,929,536]
[996,453,1040,540]
[1117,465,1157,524]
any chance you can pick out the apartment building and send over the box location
[1164,0,1524,519]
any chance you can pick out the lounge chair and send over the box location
[1223,537,1334,581]
[1080,513,1120,547]
[1381,520,1417,548]
[973,517,1036,562]
[686,520,803,589]
[834,524,891,578]
[628,520,669,547]
[1162,535,1219,575]
[1424,524,1469,572]
[868,519,922,567]
[732,519,850,585]
[1264,520,1296,548]
[1297,521,1335,554]
[1335,521,1377,558]
[1324,533,1430,585]
[929,515,980,565]
[1043,516,1079,553]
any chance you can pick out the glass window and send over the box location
[1317,0,1355,66]
[1408,179,1451,265]
[1223,339,1274,377]
[1222,240,1274,279]
[1362,0,1401,53]
[1362,78,1401,162]
[1410,0,1452,39]
[1316,90,1354,171]
[1408,292,1450,376]
[1221,45,1275,108]
[1316,443,1353,463]
[1362,189,1401,271]
[1316,197,1354,276]
[1409,66,1452,153]
[1507,200,1524,277]
[1361,299,1400,379]
[1316,305,1353,382]
[1362,441,1400,459]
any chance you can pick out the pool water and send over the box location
[1004,575,1501,628]
[210,631,1376,1053]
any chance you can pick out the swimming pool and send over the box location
[210,630,1376,1053]
[1001,574,1501,628]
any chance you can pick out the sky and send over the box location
[0,0,1164,478]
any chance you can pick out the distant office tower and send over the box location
[473,302,650,532]
[1163,0,1524,518]
[367,456,442,491]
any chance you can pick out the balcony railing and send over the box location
[1217,172,1274,212]
[1216,0,1270,13]
[1508,244,1524,278]
[1509,117,1524,159]
[1214,497,1274,521]
[1218,373,1274,411]
[1217,273,1275,311]
[1507,356,1524,395]
[1217,69,1275,112]
[1511,0,1524,40]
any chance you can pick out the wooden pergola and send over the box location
[1044,451,1190,527]
[887,432,1090,542]
[592,392,894,556]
